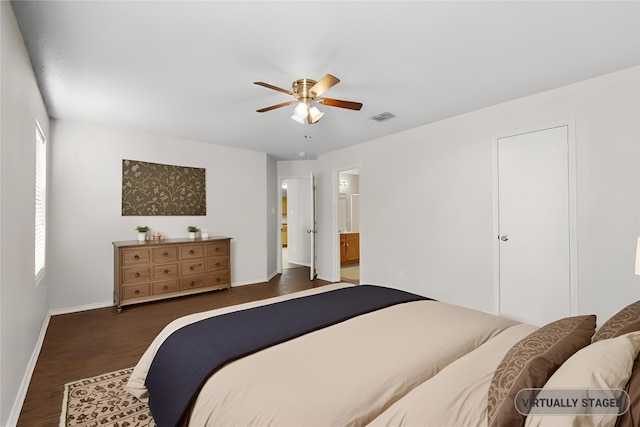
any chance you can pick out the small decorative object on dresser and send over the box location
[113,236,232,312]
[187,225,200,240]
[135,225,149,242]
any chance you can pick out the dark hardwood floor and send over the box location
[17,267,333,427]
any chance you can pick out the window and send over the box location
[35,121,46,280]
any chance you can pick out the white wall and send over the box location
[48,120,271,310]
[278,160,316,178]
[265,155,278,279]
[0,3,50,425]
[317,67,640,324]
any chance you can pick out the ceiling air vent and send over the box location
[370,112,396,122]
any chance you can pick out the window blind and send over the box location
[35,121,46,279]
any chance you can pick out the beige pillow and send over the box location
[487,315,596,427]
[593,300,640,343]
[591,300,640,427]
[525,331,640,427]
[615,353,640,427]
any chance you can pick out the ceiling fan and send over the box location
[254,74,363,125]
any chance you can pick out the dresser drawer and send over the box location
[206,271,230,287]
[152,280,178,295]
[122,266,152,284]
[121,249,150,266]
[205,254,229,273]
[152,263,179,280]
[122,283,150,300]
[206,257,229,272]
[180,244,204,260]
[206,241,229,257]
[181,260,204,275]
[180,275,205,290]
[153,246,178,263]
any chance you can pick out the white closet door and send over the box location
[497,125,571,325]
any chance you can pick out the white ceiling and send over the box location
[11,1,640,160]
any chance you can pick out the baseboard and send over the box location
[266,270,278,281]
[6,311,52,427]
[230,278,271,287]
[49,300,114,316]
[288,261,310,267]
[6,301,112,426]
[317,274,337,283]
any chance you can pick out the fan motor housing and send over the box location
[292,78,318,99]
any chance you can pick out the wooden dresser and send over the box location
[113,236,232,311]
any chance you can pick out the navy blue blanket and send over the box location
[145,285,429,427]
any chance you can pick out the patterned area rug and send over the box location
[60,368,156,427]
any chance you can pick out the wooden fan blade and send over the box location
[318,97,363,111]
[309,74,340,97]
[256,101,294,113]
[254,81,294,95]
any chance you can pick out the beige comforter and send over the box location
[128,283,518,426]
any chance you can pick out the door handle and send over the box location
[500,235,509,241]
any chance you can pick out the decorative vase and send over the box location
[189,232,196,240]
[138,232,146,242]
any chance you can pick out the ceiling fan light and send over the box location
[291,114,306,124]
[293,102,308,116]
[291,102,309,124]
[308,106,324,124]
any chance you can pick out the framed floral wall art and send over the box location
[122,159,206,216]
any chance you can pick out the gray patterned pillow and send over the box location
[593,300,640,343]
[487,315,596,427]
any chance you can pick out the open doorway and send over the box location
[281,181,295,269]
[338,169,360,284]
[281,178,311,270]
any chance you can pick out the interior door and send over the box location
[497,125,571,325]
[309,172,317,280]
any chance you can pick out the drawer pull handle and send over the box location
[216,277,221,282]
[215,247,220,252]
[190,266,195,271]
[134,289,140,295]
[190,281,196,286]
[216,262,221,267]
[163,285,168,291]
[163,252,169,257]
[189,250,195,255]
[135,272,140,278]
[164,269,169,274]
[134,255,140,260]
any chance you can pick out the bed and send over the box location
[127,283,640,427]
